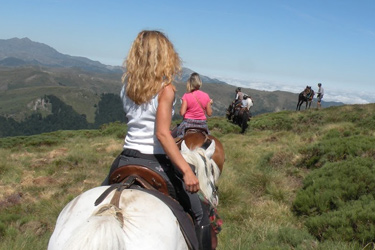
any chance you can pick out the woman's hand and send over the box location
[183,169,200,193]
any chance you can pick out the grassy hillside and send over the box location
[1,104,374,249]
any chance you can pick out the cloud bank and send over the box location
[213,76,375,105]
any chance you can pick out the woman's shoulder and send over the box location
[158,83,176,102]
[181,91,190,99]
[197,90,210,98]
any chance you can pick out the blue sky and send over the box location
[1,0,374,104]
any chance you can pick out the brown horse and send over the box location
[176,129,224,249]
[177,129,225,174]
[181,131,225,174]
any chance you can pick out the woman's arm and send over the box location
[156,85,199,193]
[206,99,213,117]
[180,98,187,116]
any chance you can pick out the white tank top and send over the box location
[120,84,174,154]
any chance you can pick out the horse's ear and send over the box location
[180,140,189,152]
[205,140,216,159]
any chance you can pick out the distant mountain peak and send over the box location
[12,37,32,41]
[0,37,123,73]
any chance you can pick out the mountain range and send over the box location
[0,37,343,124]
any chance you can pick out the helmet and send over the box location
[236,87,241,92]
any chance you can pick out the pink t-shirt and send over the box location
[181,90,211,120]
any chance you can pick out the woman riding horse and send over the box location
[48,140,222,250]
[99,30,215,249]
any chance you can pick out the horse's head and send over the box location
[305,86,311,93]
[181,133,225,174]
[301,86,311,97]
[180,140,220,208]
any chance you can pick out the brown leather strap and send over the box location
[192,92,206,115]
[109,165,170,196]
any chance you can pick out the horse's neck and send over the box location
[182,150,219,207]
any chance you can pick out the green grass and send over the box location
[1,103,375,249]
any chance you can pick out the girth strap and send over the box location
[95,175,155,207]
[110,176,136,208]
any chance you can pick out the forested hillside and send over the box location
[0,37,344,137]
[0,94,126,137]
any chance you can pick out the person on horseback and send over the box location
[242,94,253,112]
[238,94,253,133]
[101,30,214,249]
[176,72,213,138]
[234,87,244,107]
[227,87,244,122]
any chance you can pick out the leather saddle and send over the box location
[108,155,176,198]
[174,127,211,147]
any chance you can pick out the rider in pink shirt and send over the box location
[182,90,211,120]
[176,72,213,137]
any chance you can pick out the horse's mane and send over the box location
[180,140,220,207]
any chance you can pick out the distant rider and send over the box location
[230,87,243,116]
[234,87,244,106]
[242,94,253,112]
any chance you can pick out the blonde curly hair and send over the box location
[122,30,181,105]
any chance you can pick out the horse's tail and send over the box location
[62,204,126,250]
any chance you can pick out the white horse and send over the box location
[48,140,220,250]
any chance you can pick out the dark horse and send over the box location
[226,100,252,134]
[296,86,314,110]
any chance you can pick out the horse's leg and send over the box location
[240,111,249,134]
[226,105,232,120]
[296,99,301,111]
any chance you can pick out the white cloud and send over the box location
[212,75,375,105]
